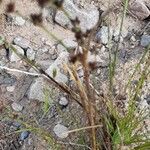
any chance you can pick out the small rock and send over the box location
[130,36,136,42]
[129,0,150,20]
[51,54,58,60]
[11,102,23,112]
[63,38,78,49]
[46,52,69,84]
[0,70,16,85]
[59,97,69,107]
[57,38,77,53]
[6,85,15,92]
[20,131,30,140]
[55,0,99,32]
[96,26,113,44]
[12,122,21,128]
[13,36,30,49]
[140,35,150,47]
[53,124,69,139]
[28,77,47,102]
[15,16,26,26]
[26,48,36,60]
[10,45,24,62]
[145,94,150,105]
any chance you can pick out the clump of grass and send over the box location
[0,0,150,149]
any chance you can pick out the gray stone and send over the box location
[96,26,113,44]
[6,85,15,92]
[10,45,24,62]
[55,0,99,32]
[57,38,77,53]
[20,131,30,140]
[26,48,36,60]
[28,77,47,102]
[88,51,109,67]
[59,97,69,106]
[129,0,150,20]
[140,35,150,47]
[46,52,69,84]
[0,70,16,85]
[53,124,69,139]
[13,36,30,49]
[11,102,23,112]
[55,11,71,28]
[15,16,26,26]
[145,94,150,105]
[63,38,78,49]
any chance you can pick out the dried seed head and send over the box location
[36,0,49,8]
[53,0,64,8]
[69,53,78,64]
[6,2,15,13]
[70,17,80,26]
[88,62,97,70]
[30,13,43,26]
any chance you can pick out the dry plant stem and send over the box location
[6,42,83,107]
[70,65,97,150]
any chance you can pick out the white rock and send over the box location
[10,45,24,62]
[11,102,23,112]
[57,38,77,53]
[55,0,99,32]
[53,124,69,139]
[13,36,30,49]
[27,48,36,60]
[15,16,26,26]
[7,86,15,92]
[96,26,113,44]
[46,52,69,84]
[59,97,69,106]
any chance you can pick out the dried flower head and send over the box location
[69,53,78,64]
[30,13,43,26]
[53,0,64,8]
[88,62,97,70]
[6,2,15,13]
[36,0,49,8]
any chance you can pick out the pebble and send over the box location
[26,48,36,60]
[6,85,15,92]
[59,97,69,107]
[11,102,23,112]
[130,36,136,42]
[10,45,24,62]
[96,26,113,44]
[53,124,69,139]
[12,122,21,128]
[13,36,30,49]
[55,0,99,32]
[145,94,150,105]
[46,52,69,84]
[20,131,30,140]
[28,77,47,102]
[140,35,150,47]
[15,16,26,26]
[129,0,150,20]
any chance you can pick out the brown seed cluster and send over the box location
[30,13,43,26]
[36,0,49,8]
[6,2,15,13]
[53,0,64,8]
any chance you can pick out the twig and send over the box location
[58,141,92,150]
[62,125,102,135]
[0,66,40,76]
